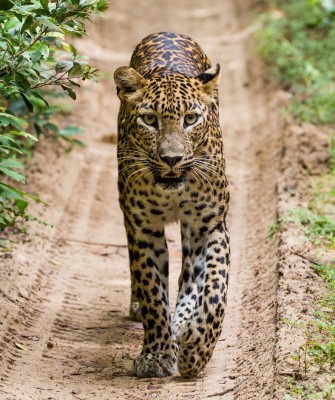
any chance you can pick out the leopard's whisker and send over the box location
[189,170,201,191]
[117,139,132,149]
[118,156,147,162]
[125,166,151,185]
[118,144,149,156]
[194,157,220,165]
[193,166,216,193]
[196,154,223,159]
[119,161,149,175]
[193,161,222,180]
[190,169,206,191]
[140,169,155,183]
[118,150,149,158]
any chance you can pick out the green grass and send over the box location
[285,208,335,248]
[255,0,335,126]
[286,269,335,399]
[285,381,335,400]
[279,256,335,399]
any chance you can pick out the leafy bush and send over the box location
[0,0,109,230]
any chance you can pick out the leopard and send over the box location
[114,32,230,378]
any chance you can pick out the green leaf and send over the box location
[0,183,25,201]
[21,15,33,33]
[15,199,28,215]
[4,16,20,32]
[0,183,47,204]
[97,0,109,11]
[62,137,87,148]
[68,62,83,78]
[69,80,80,87]
[0,0,13,11]
[33,8,52,17]
[44,122,58,133]
[31,42,49,60]
[80,0,97,5]
[55,60,73,73]
[9,131,38,141]
[61,85,76,100]
[0,115,11,128]
[0,113,24,130]
[14,72,31,90]
[59,126,84,136]
[20,93,34,113]
[31,50,42,64]
[0,145,22,155]
[30,92,49,108]
[0,167,25,183]
[40,0,49,10]
[39,42,49,59]
[44,31,64,39]
[69,43,78,57]
[0,133,16,143]
[0,159,23,169]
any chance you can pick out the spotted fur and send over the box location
[114,32,230,378]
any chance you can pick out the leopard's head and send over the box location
[114,65,220,189]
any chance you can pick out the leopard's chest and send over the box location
[122,179,217,228]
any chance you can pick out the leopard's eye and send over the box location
[184,113,199,126]
[142,114,157,126]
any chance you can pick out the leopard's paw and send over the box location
[134,352,177,378]
[173,320,199,345]
[174,321,206,377]
[177,346,205,378]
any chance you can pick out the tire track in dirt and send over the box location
[0,1,283,399]
[0,151,111,398]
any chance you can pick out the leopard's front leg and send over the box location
[128,246,142,322]
[126,222,177,377]
[173,220,230,377]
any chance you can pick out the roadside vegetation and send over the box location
[0,0,108,232]
[256,0,335,398]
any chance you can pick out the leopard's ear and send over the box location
[114,66,147,102]
[196,63,220,96]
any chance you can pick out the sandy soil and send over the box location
[274,121,334,398]
[0,0,314,399]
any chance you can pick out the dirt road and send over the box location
[0,1,284,399]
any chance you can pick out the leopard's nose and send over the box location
[160,155,183,167]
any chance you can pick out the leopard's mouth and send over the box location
[153,164,192,189]
[154,172,186,188]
